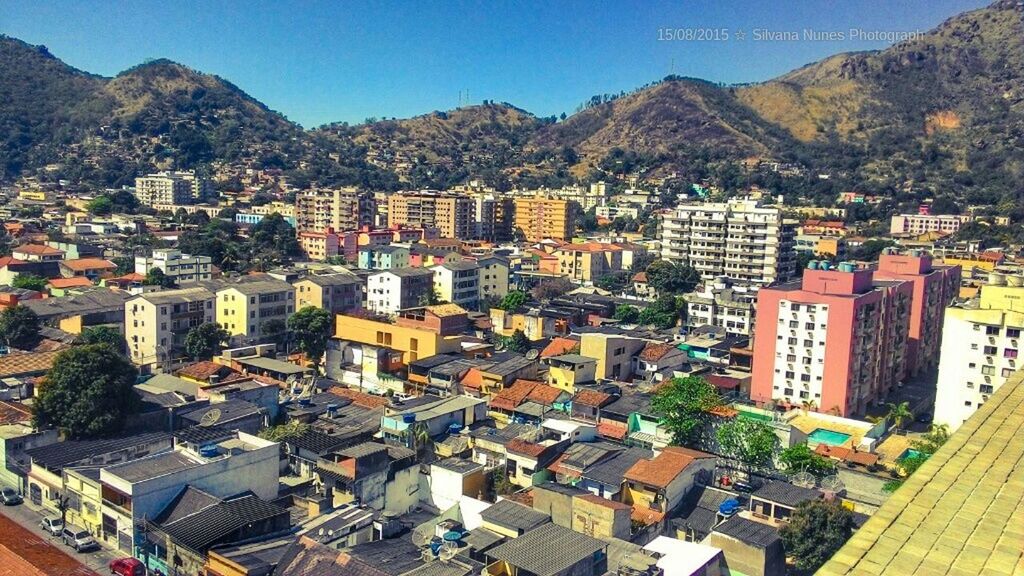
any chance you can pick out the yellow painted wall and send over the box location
[335,315,460,364]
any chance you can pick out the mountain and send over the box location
[1,0,1022,208]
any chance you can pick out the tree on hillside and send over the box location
[79,325,125,353]
[288,307,332,373]
[645,260,700,294]
[184,322,230,361]
[12,274,48,291]
[497,290,527,311]
[780,500,855,574]
[716,418,779,477]
[32,345,139,439]
[143,268,176,288]
[651,376,722,446]
[0,305,41,350]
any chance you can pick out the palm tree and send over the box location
[801,400,817,414]
[886,402,913,432]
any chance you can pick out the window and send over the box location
[980,384,994,394]
[984,346,997,355]
[1008,328,1021,338]
[986,326,1000,335]
[805,323,815,330]
[1005,349,1018,358]
[789,321,799,329]
[785,371,795,379]
[787,337,798,345]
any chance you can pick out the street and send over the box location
[0,501,120,575]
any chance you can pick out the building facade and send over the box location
[432,261,480,311]
[135,249,212,284]
[215,279,296,344]
[513,197,576,242]
[134,171,211,206]
[366,268,434,315]
[387,192,474,239]
[686,277,758,337]
[295,188,376,234]
[126,287,217,370]
[889,214,972,236]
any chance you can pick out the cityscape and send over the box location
[0,1,1022,576]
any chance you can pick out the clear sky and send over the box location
[2,0,990,128]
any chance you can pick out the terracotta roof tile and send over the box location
[60,258,116,272]
[327,386,390,409]
[540,337,579,358]
[624,446,714,488]
[46,278,93,289]
[638,343,674,362]
[176,361,238,382]
[490,379,540,411]
[0,350,62,378]
[526,384,564,406]
[506,438,546,458]
[815,444,878,466]
[574,389,611,407]
[631,272,648,283]
[461,367,485,390]
[13,244,64,256]
[631,505,666,526]
[597,420,628,440]
[0,400,32,425]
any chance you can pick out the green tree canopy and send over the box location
[12,274,48,291]
[79,325,125,352]
[780,500,855,574]
[886,401,913,432]
[32,344,139,439]
[0,305,41,349]
[502,329,531,354]
[497,290,527,311]
[613,305,640,324]
[184,322,230,360]
[651,376,722,445]
[531,277,574,301]
[143,268,176,288]
[645,260,700,294]
[288,307,332,372]
[779,442,836,478]
[716,418,779,475]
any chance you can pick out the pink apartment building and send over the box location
[751,262,913,417]
[874,252,961,377]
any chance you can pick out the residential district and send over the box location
[0,173,1020,576]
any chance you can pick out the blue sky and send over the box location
[3,0,989,127]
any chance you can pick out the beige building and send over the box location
[553,243,623,284]
[293,273,363,315]
[580,332,647,381]
[216,278,296,344]
[473,255,510,302]
[513,196,575,242]
[387,192,474,239]
[295,188,376,233]
[134,171,211,206]
[126,287,217,370]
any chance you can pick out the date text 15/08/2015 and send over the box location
[657,28,730,42]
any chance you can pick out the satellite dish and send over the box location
[525,349,539,360]
[791,471,816,488]
[439,546,457,562]
[821,475,845,493]
[199,408,222,427]
[411,530,432,547]
[420,549,436,562]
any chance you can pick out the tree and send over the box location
[716,419,779,476]
[288,307,332,373]
[0,305,41,349]
[779,442,835,477]
[184,322,229,360]
[261,318,288,345]
[143,268,176,288]
[32,345,139,439]
[613,305,640,324]
[637,294,684,329]
[780,500,855,574]
[645,260,700,294]
[884,424,950,492]
[79,326,125,352]
[531,277,574,301]
[497,290,527,311]
[112,256,134,276]
[651,376,722,446]
[886,401,913,432]
[595,271,629,293]
[501,329,531,354]
[12,274,48,291]
[258,420,309,442]
[87,195,114,216]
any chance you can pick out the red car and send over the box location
[109,558,145,576]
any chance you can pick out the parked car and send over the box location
[732,479,755,493]
[109,557,145,576]
[0,487,23,505]
[61,526,98,552]
[40,516,64,536]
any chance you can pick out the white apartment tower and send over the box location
[660,199,796,286]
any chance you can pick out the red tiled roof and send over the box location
[506,438,546,458]
[597,420,628,440]
[706,374,742,390]
[109,273,145,282]
[547,453,577,478]
[526,384,564,406]
[624,446,714,488]
[630,505,666,526]
[490,379,540,411]
[60,258,116,272]
[540,337,579,359]
[0,400,32,425]
[502,490,534,507]
[0,350,62,378]
[576,493,631,510]
[327,386,390,409]
[638,343,674,362]
[0,256,26,268]
[558,242,622,253]
[631,272,648,283]
[176,361,238,382]
[46,278,93,289]
[0,512,99,576]
[815,444,879,466]
[460,368,485,390]
[574,389,611,407]
[13,244,64,256]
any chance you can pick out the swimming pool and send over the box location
[899,448,922,461]
[808,428,851,446]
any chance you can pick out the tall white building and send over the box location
[660,199,796,286]
[934,276,1024,431]
[685,277,758,337]
[432,261,480,311]
[125,286,217,370]
[366,268,434,315]
[134,171,212,206]
[135,249,212,284]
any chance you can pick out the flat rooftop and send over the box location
[818,370,1024,576]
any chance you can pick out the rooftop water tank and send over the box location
[403,413,417,424]
[199,444,220,458]
[808,260,819,270]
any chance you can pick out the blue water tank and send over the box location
[448,423,463,434]
[808,260,819,270]
[199,444,220,458]
[719,499,741,516]
[402,413,416,424]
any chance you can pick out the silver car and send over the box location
[61,526,98,552]
[40,516,64,536]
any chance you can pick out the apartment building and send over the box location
[295,188,376,234]
[366,268,434,315]
[473,255,510,302]
[358,245,410,270]
[934,275,1024,430]
[298,229,341,261]
[294,273,363,315]
[513,196,576,242]
[334,304,468,365]
[216,278,296,343]
[579,332,648,381]
[135,249,212,284]
[126,287,217,370]
[387,192,475,239]
[751,262,913,417]
[432,261,480,310]
[874,251,961,377]
[134,171,212,206]
[686,277,758,337]
[660,199,796,286]
[516,182,608,211]
[889,213,972,236]
[553,243,623,284]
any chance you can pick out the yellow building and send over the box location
[513,197,575,242]
[62,468,106,543]
[216,278,296,343]
[335,305,467,365]
[553,243,623,283]
[580,332,647,381]
[19,189,54,202]
[546,354,598,393]
[293,274,362,315]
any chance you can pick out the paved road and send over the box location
[0,501,120,574]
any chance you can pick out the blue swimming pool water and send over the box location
[900,448,922,461]
[808,428,852,446]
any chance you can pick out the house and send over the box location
[484,523,607,576]
[125,287,217,371]
[46,276,94,296]
[552,243,623,284]
[433,260,481,311]
[293,273,363,315]
[748,481,823,525]
[427,457,486,511]
[570,389,613,424]
[12,244,64,262]
[468,423,537,472]
[365,267,434,314]
[0,401,58,492]
[358,245,410,270]
[59,258,117,280]
[546,354,597,393]
[632,271,655,299]
[460,354,540,399]
[316,442,419,513]
[671,484,738,542]
[481,499,550,538]
[142,488,290,576]
[381,395,487,445]
[488,379,570,423]
[177,399,266,434]
[504,438,564,489]
[135,249,212,284]
[24,287,130,334]
[335,304,469,366]
[473,255,510,302]
[0,257,61,287]
[577,446,653,500]
[540,336,579,359]
[708,516,786,576]
[579,332,647,381]
[622,446,716,515]
[634,343,688,383]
